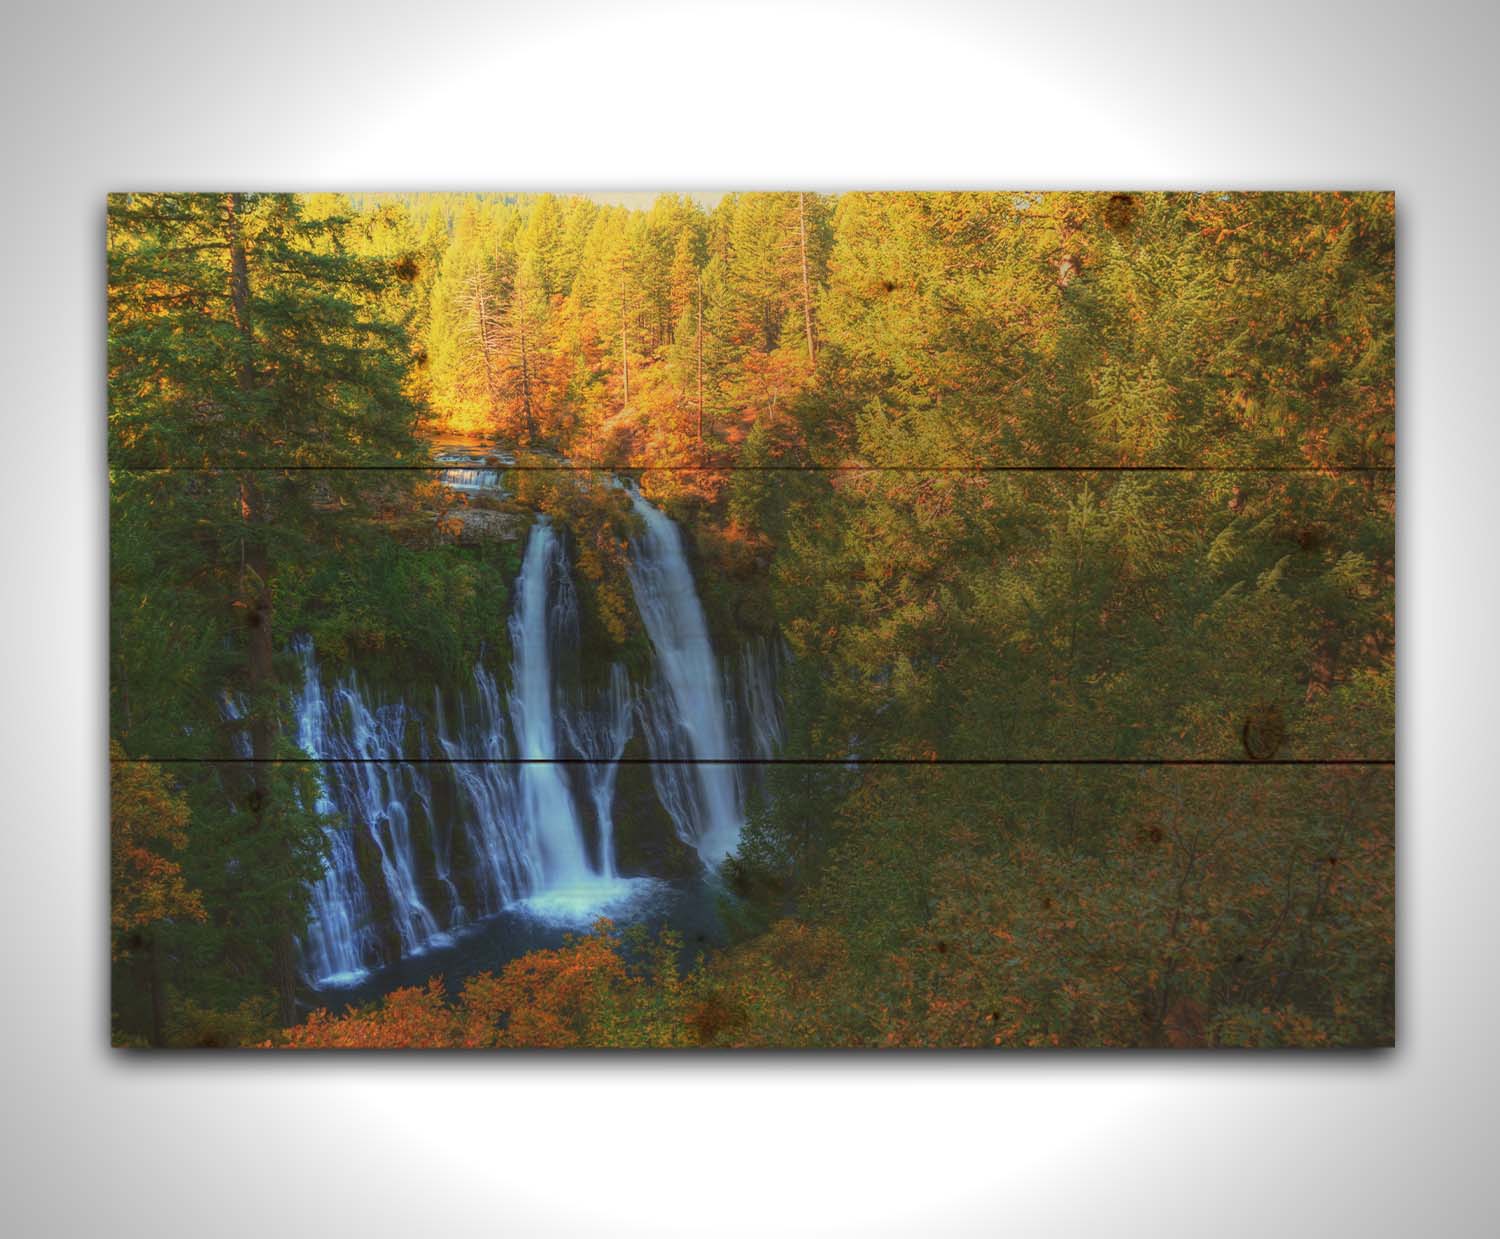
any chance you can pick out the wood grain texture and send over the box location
[106,191,1395,1048]
[111,466,1392,762]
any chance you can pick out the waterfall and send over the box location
[435,669,533,912]
[437,462,506,495]
[294,639,445,985]
[433,441,513,495]
[624,487,747,863]
[290,496,783,987]
[736,635,787,762]
[561,662,634,879]
[506,518,594,885]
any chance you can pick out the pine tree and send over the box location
[109,192,420,1023]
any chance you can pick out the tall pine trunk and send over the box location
[620,267,630,407]
[518,316,538,442]
[224,193,298,1028]
[696,272,705,462]
[798,192,817,366]
[473,280,502,425]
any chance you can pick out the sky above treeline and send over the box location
[582,191,725,208]
[352,191,728,208]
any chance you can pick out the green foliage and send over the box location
[274,535,518,684]
[166,994,280,1050]
[717,192,1394,1047]
[109,193,445,1038]
[109,192,1395,1048]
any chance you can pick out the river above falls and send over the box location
[429,432,516,495]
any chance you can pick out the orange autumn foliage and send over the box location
[110,741,205,959]
[459,930,627,1047]
[283,978,461,1050]
[283,922,628,1049]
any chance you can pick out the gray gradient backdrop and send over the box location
[0,1,1492,1234]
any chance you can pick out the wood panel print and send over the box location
[108,192,1394,1048]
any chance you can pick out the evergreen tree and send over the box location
[109,192,421,1024]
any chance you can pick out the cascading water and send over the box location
[433,440,514,495]
[291,487,784,989]
[294,640,445,985]
[624,486,755,863]
[502,518,643,921]
[507,519,594,884]
[560,662,634,879]
[434,669,533,912]
[736,635,787,762]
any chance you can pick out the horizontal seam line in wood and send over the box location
[108,464,1397,474]
[110,757,1395,767]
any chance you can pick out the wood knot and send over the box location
[1241,703,1285,760]
[1104,193,1137,233]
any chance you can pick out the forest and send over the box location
[108,190,1394,1048]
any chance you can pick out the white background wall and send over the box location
[0,1,1491,1234]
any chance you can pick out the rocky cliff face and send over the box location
[434,503,529,545]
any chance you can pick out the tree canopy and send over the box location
[109,191,1394,1049]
